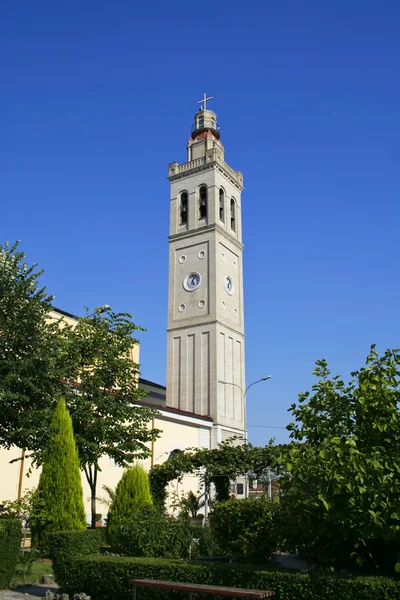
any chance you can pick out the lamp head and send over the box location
[262,376,272,381]
[95,305,111,314]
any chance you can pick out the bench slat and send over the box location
[129,579,275,598]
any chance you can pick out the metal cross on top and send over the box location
[198,92,213,110]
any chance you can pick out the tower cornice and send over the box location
[168,222,244,252]
[168,151,244,191]
[166,320,246,337]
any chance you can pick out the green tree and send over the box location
[59,309,160,528]
[0,242,159,530]
[31,398,86,550]
[0,240,64,450]
[280,345,400,573]
[107,463,153,545]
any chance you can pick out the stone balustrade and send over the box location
[169,151,243,188]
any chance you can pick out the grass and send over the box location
[13,557,54,586]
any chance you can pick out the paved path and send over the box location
[275,553,308,570]
[0,592,43,600]
[0,585,58,600]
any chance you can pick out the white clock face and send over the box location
[184,272,201,291]
[225,275,234,295]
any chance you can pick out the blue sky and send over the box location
[2,1,399,446]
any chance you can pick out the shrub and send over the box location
[173,491,205,518]
[190,525,220,557]
[31,398,86,552]
[106,464,152,547]
[54,554,400,600]
[113,505,192,559]
[209,497,281,562]
[0,517,22,588]
[49,529,106,585]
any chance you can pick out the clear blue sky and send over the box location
[2,1,399,446]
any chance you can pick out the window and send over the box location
[180,192,188,225]
[236,483,244,495]
[230,198,236,231]
[219,188,225,222]
[211,118,216,129]
[198,116,204,128]
[199,186,207,219]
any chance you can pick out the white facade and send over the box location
[166,105,246,447]
[0,405,212,521]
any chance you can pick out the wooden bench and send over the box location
[129,578,275,600]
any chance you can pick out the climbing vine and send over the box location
[149,439,278,508]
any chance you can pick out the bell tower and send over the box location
[166,95,245,447]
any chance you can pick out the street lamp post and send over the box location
[218,375,271,498]
[84,305,111,319]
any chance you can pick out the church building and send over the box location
[0,96,248,518]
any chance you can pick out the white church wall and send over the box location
[0,411,211,523]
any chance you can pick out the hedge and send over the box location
[49,529,106,585]
[54,554,400,600]
[209,497,280,562]
[0,517,22,589]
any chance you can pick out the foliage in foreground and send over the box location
[106,464,153,546]
[0,240,64,450]
[13,554,52,585]
[280,345,400,573]
[172,490,205,518]
[0,240,160,531]
[57,308,160,528]
[0,488,36,524]
[210,497,281,562]
[149,439,276,509]
[49,529,105,586]
[52,553,400,600]
[31,398,86,551]
[112,505,194,559]
[0,517,22,589]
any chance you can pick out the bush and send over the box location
[0,517,22,588]
[106,464,152,547]
[31,398,86,552]
[49,529,105,585]
[190,525,220,557]
[113,505,192,559]
[209,497,281,562]
[54,554,400,600]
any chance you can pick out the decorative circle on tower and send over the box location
[232,260,237,269]
[183,272,201,291]
[233,308,238,316]
[179,255,187,264]
[198,250,206,259]
[225,275,234,295]
[178,303,186,312]
[221,301,226,309]
[221,252,225,260]
[198,299,206,308]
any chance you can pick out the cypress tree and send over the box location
[107,463,152,545]
[31,397,86,549]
